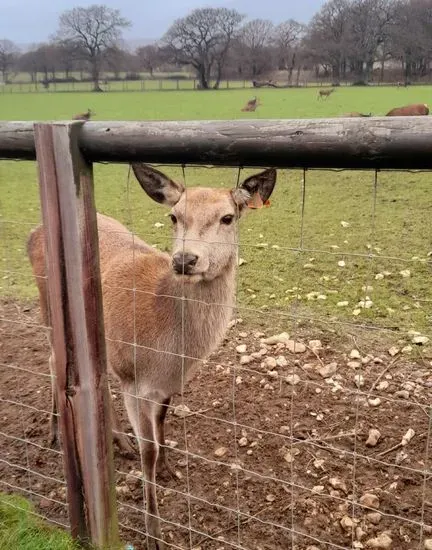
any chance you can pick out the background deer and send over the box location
[241,96,261,111]
[386,103,429,116]
[72,108,93,120]
[318,88,335,100]
[28,164,277,549]
[340,112,372,117]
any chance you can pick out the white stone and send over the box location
[214,447,228,458]
[286,374,301,385]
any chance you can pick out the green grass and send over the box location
[1,86,431,339]
[0,493,78,549]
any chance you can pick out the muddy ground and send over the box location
[0,299,431,550]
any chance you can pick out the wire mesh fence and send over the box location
[0,159,69,532]
[0,79,253,94]
[0,124,431,550]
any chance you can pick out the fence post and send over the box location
[34,121,120,549]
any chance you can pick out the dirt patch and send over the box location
[0,299,431,550]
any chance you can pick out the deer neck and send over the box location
[160,261,237,360]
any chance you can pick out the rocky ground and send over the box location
[1,299,431,550]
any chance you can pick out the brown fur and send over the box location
[386,103,429,116]
[72,108,93,120]
[27,164,277,548]
[241,96,260,112]
[318,88,335,100]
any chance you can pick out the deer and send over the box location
[386,103,429,116]
[241,96,261,112]
[27,163,277,549]
[318,88,335,100]
[72,108,93,121]
[340,112,372,117]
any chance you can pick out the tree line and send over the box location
[1,0,432,91]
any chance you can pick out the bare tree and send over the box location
[163,7,244,89]
[390,0,432,83]
[237,19,274,78]
[347,0,396,82]
[17,50,39,83]
[273,20,306,83]
[0,39,19,82]
[31,44,62,84]
[136,44,161,78]
[304,0,351,82]
[105,45,129,79]
[56,42,79,79]
[54,5,130,91]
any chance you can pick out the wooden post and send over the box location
[34,122,119,549]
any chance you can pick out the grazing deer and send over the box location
[386,103,429,116]
[27,164,277,549]
[317,88,335,100]
[241,96,261,112]
[340,112,372,117]
[72,108,93,121]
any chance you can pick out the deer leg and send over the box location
[124,391,165,550]
[111,399,137,459]
[48,353,59,449]
[156,397,176,480]
[109,382,136,458]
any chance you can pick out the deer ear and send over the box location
[232,168,276,210]
[131,163,185,206]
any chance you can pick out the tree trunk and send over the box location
[366,59,374,81]
[213,58,223,89]
[404,55,412,84]
[91,59,103,92]
[287,52,296,85]
[342,59,347,80]
[196,65,209,89]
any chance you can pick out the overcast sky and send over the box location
[1,0,326,47]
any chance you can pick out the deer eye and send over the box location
[169,214,177,224]
[221,215,234,225]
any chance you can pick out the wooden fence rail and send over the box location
[1,118,432,168]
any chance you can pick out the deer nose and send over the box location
[172,252,199,275]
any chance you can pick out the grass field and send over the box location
[1,86,431,340]
[0,494,77,549]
